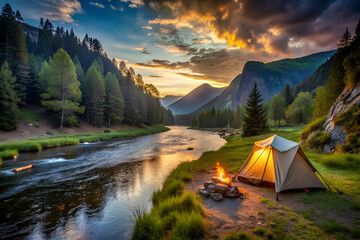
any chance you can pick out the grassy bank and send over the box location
[0,125,169,163]
[132,127,360,239]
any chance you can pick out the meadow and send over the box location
[132,127,360,240]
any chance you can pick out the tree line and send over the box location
[0,3,174,131]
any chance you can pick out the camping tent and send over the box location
[236,135,325,199]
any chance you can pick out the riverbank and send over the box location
[132,127,360,239]
[0,125,169,163]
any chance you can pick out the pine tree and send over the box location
[41,49,84,128]
[282,84,292,106]
[242,83,268,137]
[337,27,352,49]
[15,10,23,22]
[84,65,105,127]
[104,72,124,127]
[312,86,327,119]
[0,61,19,130]
[0,4,29,104]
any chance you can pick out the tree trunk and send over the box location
[60,82,65,129]
[108,116,111,128]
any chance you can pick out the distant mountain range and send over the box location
[174,50,335,124]
[160,95,183,108]
[167,83,225,115]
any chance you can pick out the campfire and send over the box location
[199,162,243,201]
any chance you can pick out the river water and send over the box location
[0,126,225,240]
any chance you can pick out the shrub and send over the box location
[104,129,111,133]
[252,226,267,236]
[300,116,327,140]
[307,131,331,149]
[173,211,204,239]
[223,231,252,240]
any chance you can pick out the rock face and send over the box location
[323,81,360,153]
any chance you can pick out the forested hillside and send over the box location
[0,3,174,131]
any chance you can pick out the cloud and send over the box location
[132,46,150,54]
[120,0,144,5]
[89,2,105,8]
[142,26,152,29]
[129,3,139,8]
[110,5,124,11]
[14,0,82,23]
[144,0,360,56]
[135,48,273,83]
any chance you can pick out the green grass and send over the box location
[0,149,18,159]
[133,126,360,239]
[300,116,327,140]
[0,125,169,160]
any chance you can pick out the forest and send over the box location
[0,3,174,131]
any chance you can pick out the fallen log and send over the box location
[12,164,34,173]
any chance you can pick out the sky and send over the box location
[4,0,360,96]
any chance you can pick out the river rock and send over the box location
[199,189,210,198]
[210,193,223,202]
[214,183,230,195]
[212,177,231,187]
[204,181,214,189]
[207,188,216,194]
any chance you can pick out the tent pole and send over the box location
[232,146,268,181]
[276,192,279,201]
[260,148,272,186]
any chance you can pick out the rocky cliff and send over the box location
[323,81,360,153]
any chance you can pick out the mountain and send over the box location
[168,83,225,115]
[197,50,335,112]
[160,95,182,108]
[293,55,334,94]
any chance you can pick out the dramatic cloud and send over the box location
[14,0,82,22]
[144,0,360,56]
[136,48,272,83]
[89,2,105,8]
[132,46,150,54]
[142,26,153,29]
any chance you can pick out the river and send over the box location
[0,126,226,240]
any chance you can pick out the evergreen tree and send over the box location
[39,17,44,28]
[15,10,23,22]
[281,84,292,106]
[242,83,268,137]
[27,53,42,103]
[0,61,19,130]
[0,4,29,104]
[337,27,352,49]
[84,65,105,127]
[104,72,124,127]
[122,74,140,126]
[41,49,84,128]
[269,94,286,126]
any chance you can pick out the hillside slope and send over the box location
[160,95,182,108]
[168,84,224,115]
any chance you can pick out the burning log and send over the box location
[198,162,244,201]
[12,164,34,173]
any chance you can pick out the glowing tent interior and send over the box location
[234,135,326,200]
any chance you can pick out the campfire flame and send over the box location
[216,162,230,183]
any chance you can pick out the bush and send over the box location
[252,227,267,236]
[173,211,204,239]
[104,129,111,133]
[300,116,327,140]
[307,131,331,149]
[223,231,252,240]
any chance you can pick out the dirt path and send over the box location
[186,171,359,239]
